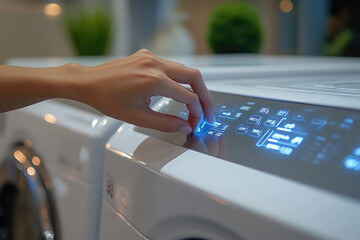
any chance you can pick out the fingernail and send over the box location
[178,126,192,134]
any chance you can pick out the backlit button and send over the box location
[236,124,249,134]
[249,128,263,137]
[239,105,251,111]
[293,115,305,121]
[259,107,270,114]
[247,115,262,125]
[276,109,289,117]
[219,110,233,118]
[312,118,327,126]
[264,118,277,127]
[218,110,241,120]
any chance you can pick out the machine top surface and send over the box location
[138,90,360,202]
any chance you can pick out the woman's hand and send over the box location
[0,49,213,132]
[71,49,214,133]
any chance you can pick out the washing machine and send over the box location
[99,73,360,240]
[0,99,121,240]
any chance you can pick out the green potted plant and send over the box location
[208,2,264,53]
[63,6,112,56]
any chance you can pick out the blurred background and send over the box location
[0,0,359,64]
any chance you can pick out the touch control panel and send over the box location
[144,91,360,201]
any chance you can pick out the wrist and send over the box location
[54,63,88,101]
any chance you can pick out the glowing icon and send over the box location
[236,124,249,134]
[266,143,280,150]
[234,112,242,118]
[259,107,270,114]
[207,130,214,135]
[276,109,289,117]
[344,157,360,171]
[344,118,354,124]
[196,121,207,133]
[279,146,293,155]
[221,111,231,117]
[354,147,360,156]
[219,110,237,119]
[264,118,277,127]
[312,118,327,126]
[284,123,296,129]
[293,115,305,121]
[247,115,262,125]
[240,106,251,111]
[291,136,304,145]
[221,124,229,131]
[213,122,221,127]
[249,128,263,137]
[272,133,290,140]
[215,132,224,137]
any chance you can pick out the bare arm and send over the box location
[0,49,214,133]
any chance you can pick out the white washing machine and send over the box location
[0,99,121,240]
[99,73,360,240]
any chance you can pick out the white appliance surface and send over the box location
[6,55,360,81]
[100,73,360,240]
[0,99,121,240]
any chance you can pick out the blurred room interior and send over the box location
[1,0,359,64]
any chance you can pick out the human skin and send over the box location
[0,49,214,133]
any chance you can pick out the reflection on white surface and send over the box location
[117,126,124,133]
[53,177,69,198]
[79,147,90,164]
[92,119,98,128]
[44,114,57,124]
[108,148,133,160]
[208,195,229,206]
[106,143,111,149]
[115,186,129,210]
[99,119,108,127]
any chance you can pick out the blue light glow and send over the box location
[354,147,360,156]
[272,133,290,140]
[344,118,354,124]
[284,123,296,129]
[279,146,293,155]
[259,107,270,114]
[264,118,277,127]
[249,128,263,137]
[266,143,280,150]
[276,109,289,117]
[311,118,327,126]
[290,136,304,145]
[344,157,360,171]
[277,127,292,132]
[247,115,262,125]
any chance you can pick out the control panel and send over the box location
[148,91,360,201]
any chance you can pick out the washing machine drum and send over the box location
[0,142,59,240]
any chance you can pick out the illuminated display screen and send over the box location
[141,91,360,201]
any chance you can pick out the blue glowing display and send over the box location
[151,91,360,201]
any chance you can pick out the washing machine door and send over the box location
[0,143,60,240]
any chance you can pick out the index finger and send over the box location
[161,60,214,123]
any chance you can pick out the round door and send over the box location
[0,142,60,240]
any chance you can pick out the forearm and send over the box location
[0,64,82,113]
